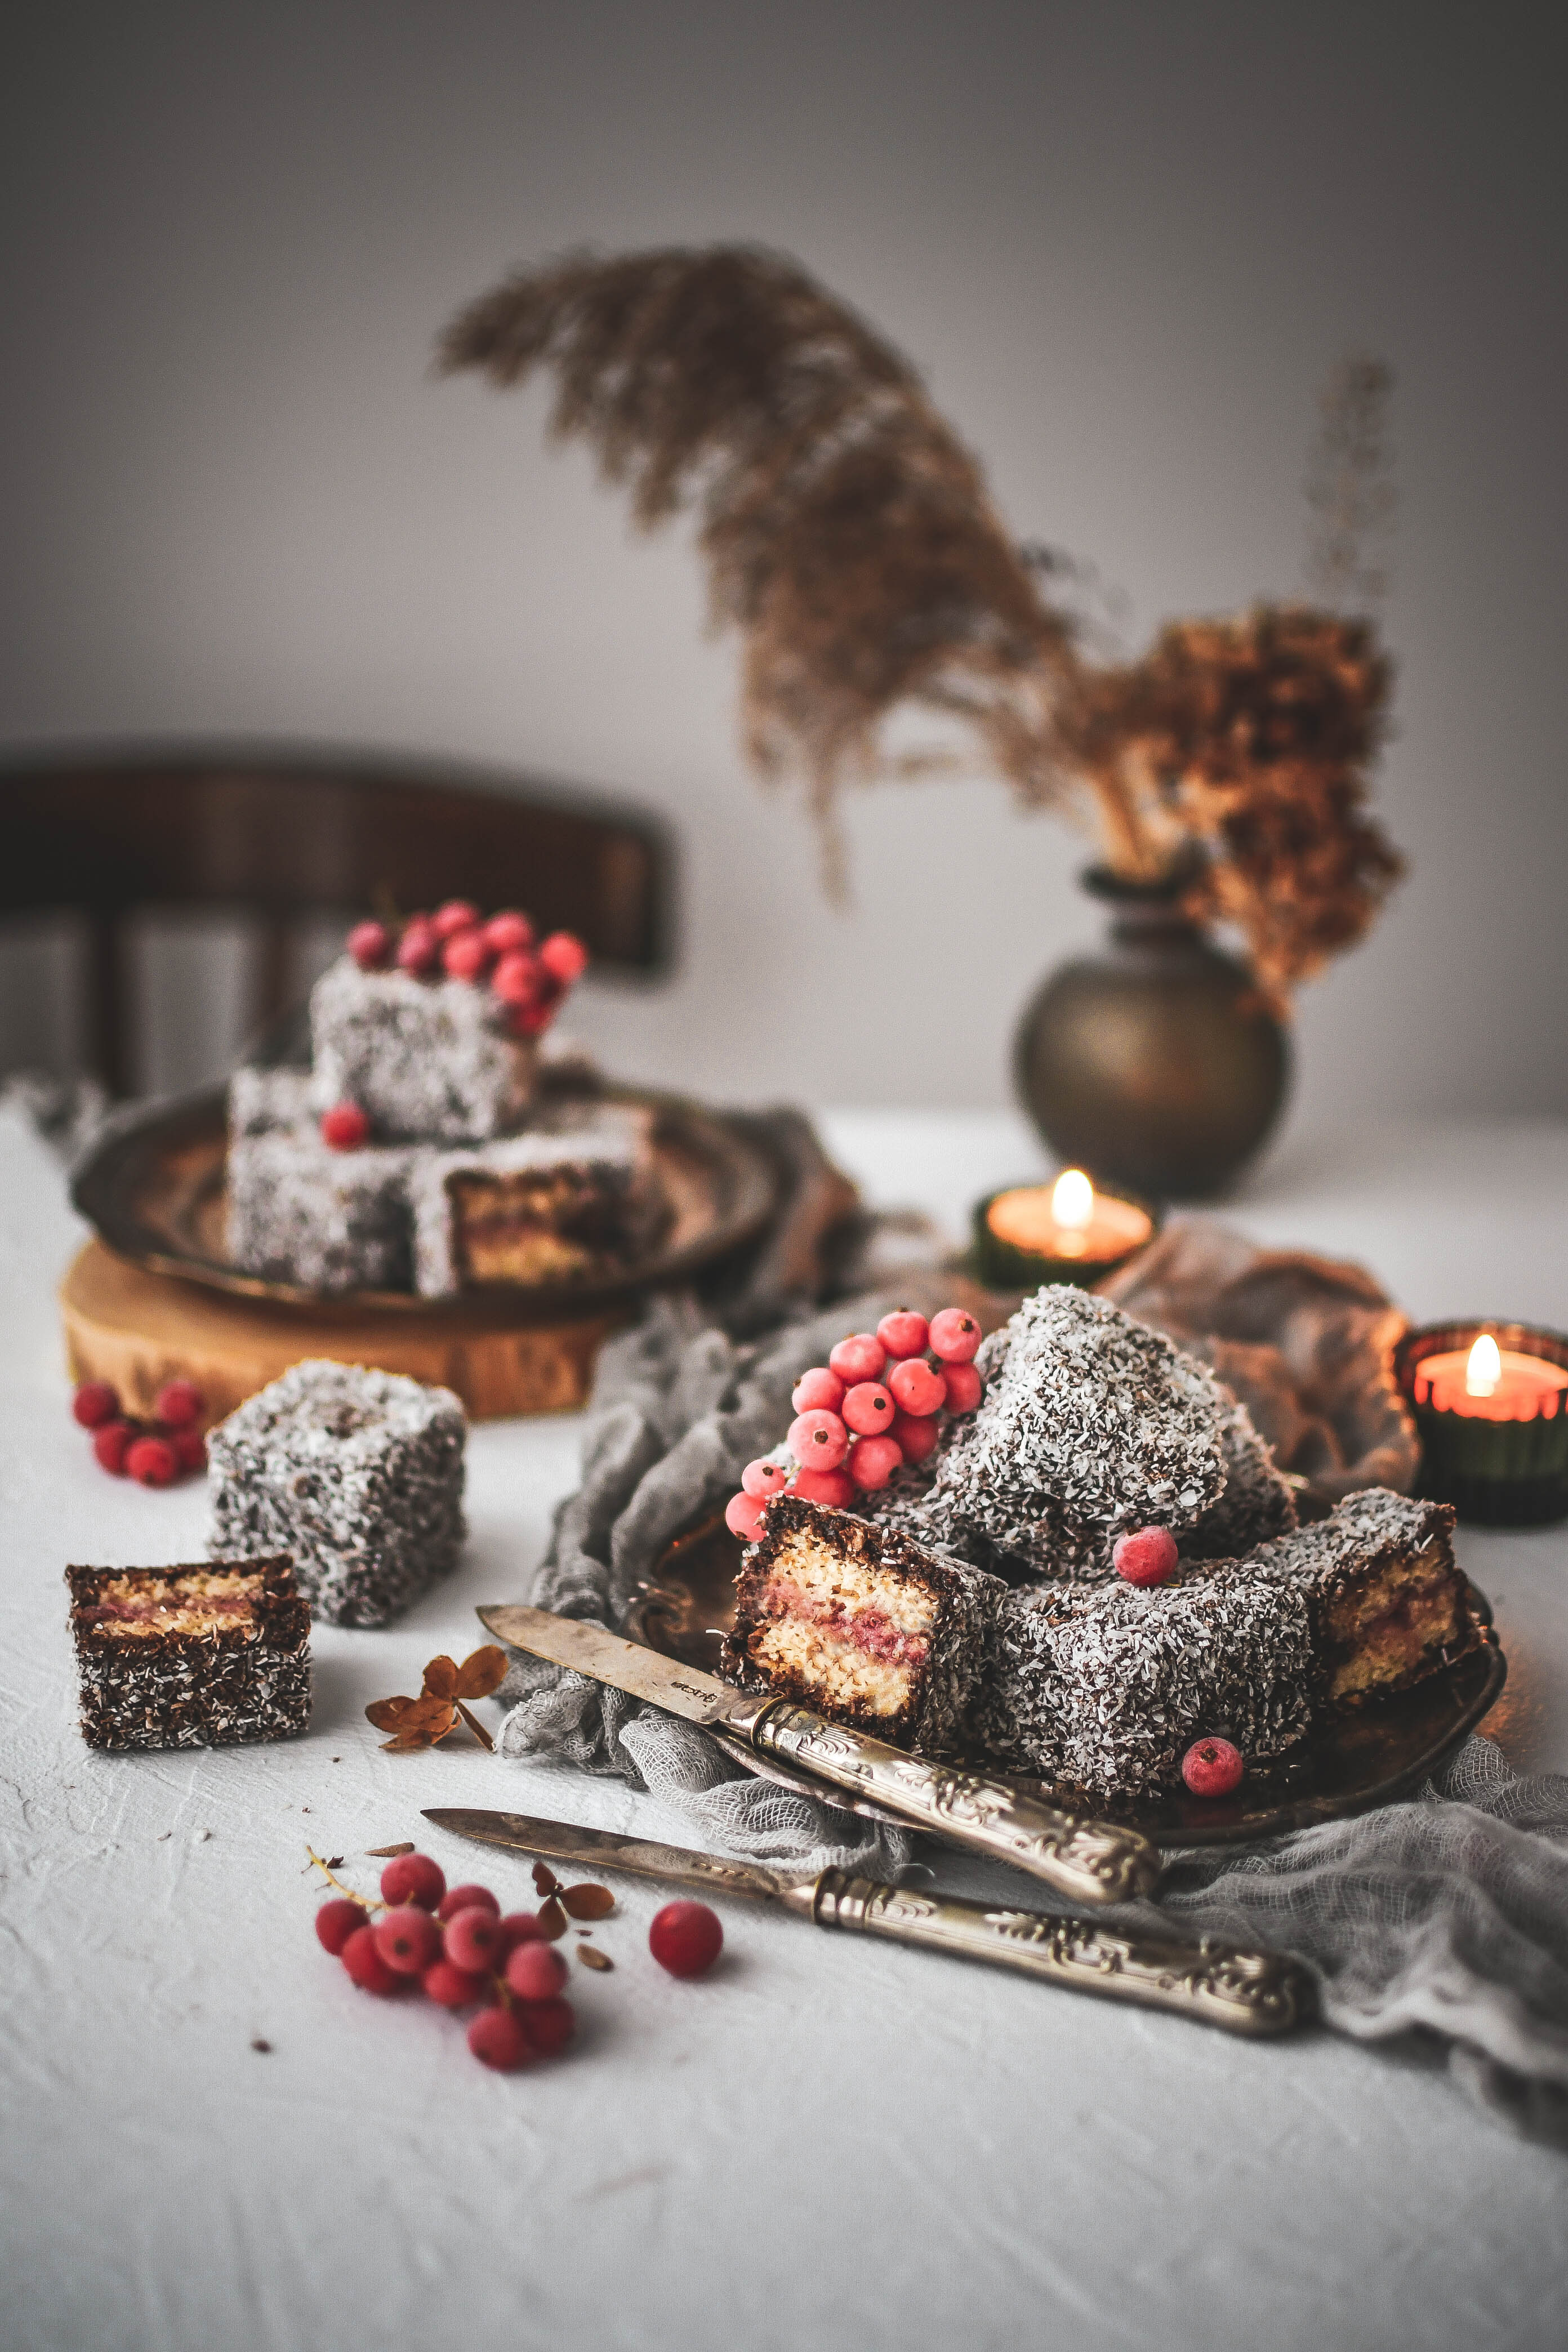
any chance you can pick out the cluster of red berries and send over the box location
[72,1379,207,1486]
[724,1306,986,1542]
[349,903,589,1035]
[317,1851,723,2072]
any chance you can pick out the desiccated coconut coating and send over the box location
[226,1126,416,1293]
[66,1557,311,1750]
[409,1107,661,1296]
[1181,1396,1299,1561]
[228,1064,314,1138]
[206,1361,466,1627]
[309,954,538,1143]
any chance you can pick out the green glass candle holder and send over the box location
[1393,1320,1568,1526]
[970,1181,1161,1293]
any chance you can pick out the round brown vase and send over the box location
[1013,869,1290,1200]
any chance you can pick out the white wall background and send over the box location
[2,1,1563,1138]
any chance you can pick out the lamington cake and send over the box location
[723,1494,1003,1752]
[409,1107,662,1295]
[67,1558,311,1750]
[309,955,538,1143]
[1242,1488,1472,1705]
[228,1123,416,1293]
[207,1361,466,1627]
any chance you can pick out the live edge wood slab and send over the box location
[60,1240,623,1425]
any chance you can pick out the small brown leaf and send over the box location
[532,1860,562,1898]
[365,1695,417,1731]
[577,1945,613,1971]
[380,1731,435,1753]
[251,2037,274,2052]
[325,1856,345,1870]
[422,1654,460,1700]
[453,1699,495,1752]
[454,1644,509,1699]
[561,1883,616,1921]
[537,1895,567,1940]
[366,1843,415,1858]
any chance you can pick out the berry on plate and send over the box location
[92,1420,136,1475]
[347,920,391,970]
[741,1458,790,1499]
[875,1309,929,1360]
[537,931,589,985]
[1113,1526,1179,1587]
[828,1333,885,1386]
[890,1410,941,1465]
[125,1436,178,1487]
[940,1361,983,1415]
[319,1102,369,1150]
[847,1435,903,1490]
[840,1382,894,1437]
[724,1490,767,1540]
[649,1900,723,1978]
[153,1378,203,1429]
[1182,1736,1244,1798]
[790,1467,855,1508]
[791,1366,845,1414]
[788,1407,849,1468]
[887,1357,945,1417]
[928,1307,981,1363]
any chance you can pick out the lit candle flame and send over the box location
[1465,1334,1503,1398]
[1052,1169,1094,1232]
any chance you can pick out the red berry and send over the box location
[741,1458,790,1499]
[537,931,589,985]
[490,949,542,1005]
[315,1897,367,1955]
[509,997,557,1038]
[171,1427,207,1474]
[467,2006,533,2069]
[72,1380,120,1429]
[438,1883,501,1925]
[649,1900,723,1978]
[788,1407,849,1469]
[876,1311,929,1360]
[519,1994,576,2056]
[841,1382,894,1437]
[791,1468,855,1508]
[396,921,439,975]
[848,1435,903,1491]
[890,1410,941,1466]
[423,1958,490,2008]
[442,928,492,981]
[347,920,391,969]
[433,899,481,939]
[497,1912,544,1955]
[1113,1526,1179,1587]
[791,1366,845,1414]
[126,1436,178,1487]
[380,1852,446,1911]
[1182,1736,1245,1798]
[506,1940,568,2003]
[374,1905,442,1976]
[483,911,534,955]
[941,1362,983,1415]
[829,1333,885,1386]
[341,1923,402,1995]
[445,1905,505,1973]
[153,1378,203,1429]
[887,1358,946,1417]
[320,1102,369,1150]
[928,1308,981,1364]
[724,1490,766,1541]
[92,1421,135,1475]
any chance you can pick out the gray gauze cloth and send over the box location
[497,1299,1568,2141]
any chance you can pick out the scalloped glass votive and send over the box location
[1394,1320,1568,1526]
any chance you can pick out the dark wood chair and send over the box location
[2,749,673,1095]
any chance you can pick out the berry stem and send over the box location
[305,1845,377,1909]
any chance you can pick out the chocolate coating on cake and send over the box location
[67,1557,311,1750]
[226,1126,416,1292]
[1237,1487,1471,1704]
[1181,1395,1299,1561]
[309,954,538,1143]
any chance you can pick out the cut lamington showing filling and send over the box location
[723,1495,1003,1752]
[410,1109,663,1294]
[67,1557,311,1750]
[1244,1487,1473,1705]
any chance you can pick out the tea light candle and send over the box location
[1413,1334,1568,1421]
[1395,1321,1568,1525]
[973,1168,1156,1291]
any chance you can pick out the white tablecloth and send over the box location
[3,1103,1566,2352]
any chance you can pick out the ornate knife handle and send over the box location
[791,1872,1313,2038]
[724,1697,1160,1906]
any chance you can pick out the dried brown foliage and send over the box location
[441,246,1401,997]
[366,1645,507,1752]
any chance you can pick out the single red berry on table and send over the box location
[422,1958,490,2009]
[791,1467,854,1509]
[649,1900,723,1979]
[497,1912,544,1955]
[887,1358,946,1418]
[341,1923,402,1995]
[126,1436,178,1488]
[171,1427,207,1475]
[483,910,534,955]
[432,899,482,939]
[1182,1736,1244,1798]
[519,1995,576,2056]
[941,1362,983,1415]
[890,1411,941,1466]
[787,1407,849,1469]
[153,1378,203,1429]
[490,949,542,1006]
[848,1435,903,1491]
[396,922,439,975]
[724,1490,766,1541]
[445,1904,505,1974]
[506,1940,568,2004]
[72,1381,120,1429]
[791,1366,845,1414]
[876,1310,929,1360]
[741,1458,790,1499]
[1113,1526,1179,1588]
[314,1898,367,1955]
[438,1883,500,1925]
[347,920,391,970]
[320,1102,369,1151]
[537,930,589,985]
[380,1852,446,1911]
[442,928,492,982]
[841,1382,894,1438]
[374,1905,442,1976]
[828,1333,885,1386]
[92,1420,136,1475]
[928,1308,982,1364]
[467,2006,532,2070]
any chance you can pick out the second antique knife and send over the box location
[477,1602,1160,1908]
[423,1806,1312,2038]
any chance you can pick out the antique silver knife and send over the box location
[422,1806,1312,2038]
[476,1603,1160,1908]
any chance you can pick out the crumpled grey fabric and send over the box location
[496,1292,917,1878]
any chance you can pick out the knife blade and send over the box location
[477,1602,1160,1907]
[422,1805,1311,2038]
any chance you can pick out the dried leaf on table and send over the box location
[537,1896,567,1940]
[366,1843,415,1859]
[561,1883,616,1921]
[422,1655,460,1700]
[454,1645,508,1700]
[532,1861,562,1898]
[577,1945,613,1971]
